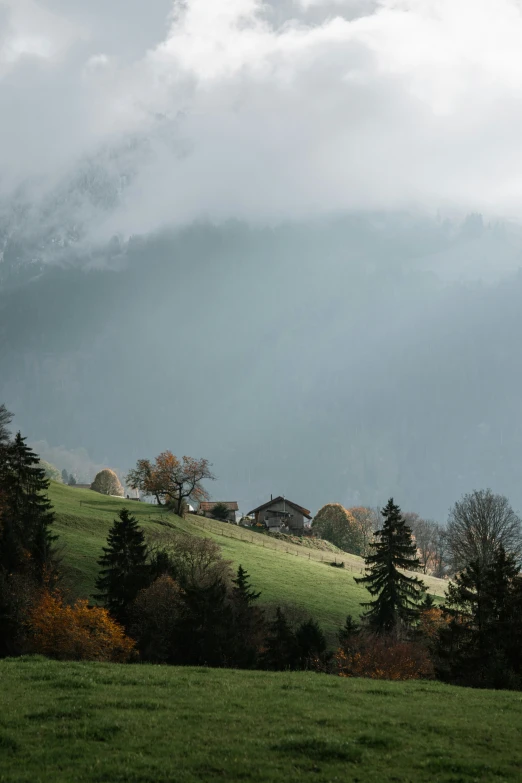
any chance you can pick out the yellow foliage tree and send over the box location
[28,590,135,662]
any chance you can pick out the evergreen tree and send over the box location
[436,546,522,689]
[61,469,69,484]
[230,565,264,668]
[338,614,360,650]
[0,432,56,581]
[295,618,328,669]
[261,607,298,670]
[94,509,149,625]
[355,498,425,633]
[174,578,234,666]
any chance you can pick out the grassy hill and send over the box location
[2,656,522,783]
[50,483,445,639]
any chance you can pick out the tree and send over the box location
[447,489,522,573]
[355,498,425,634]
[29,590,135,662]
[127,452,215,516]
[436,546,522,689]
[404,513,439,574]
[312,504,362,553]
[294,619,328,670]
[0,404,12,448]
[0,433,57,582]
[39,460,62,483]
[91,468,124,497]
[261,608,298,671]
[68,474,77,486]
[347,507,381,557]
[174,578,234,667]
[94,509,149,625]
[230,565,264,668]
[129,575,182,663]
[61,469,69,485]
[211,502,231,521]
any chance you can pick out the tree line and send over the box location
[1,402,522,689]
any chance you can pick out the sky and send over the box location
[2,0,522,246]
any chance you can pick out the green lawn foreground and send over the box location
[1,657,521,783]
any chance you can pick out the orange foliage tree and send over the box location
[346,507,381,557]
[126,452,215,515]
[335,633,434,681]
[312,504,360,553]
[28,590,135,662]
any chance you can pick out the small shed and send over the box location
[247,496,312,533]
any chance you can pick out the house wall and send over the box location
[255,499,306,531]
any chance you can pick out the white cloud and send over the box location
[2,0,522,248]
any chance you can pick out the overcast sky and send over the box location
[2,0,522,242]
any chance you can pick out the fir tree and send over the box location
[295,618,328,670]
[338,614,360,651]
[0,432,56,581]
[94,509,149,625]
[355,498,425,633]
[230,565,264,668]
[261,607,298,670]
[174,578,234,666]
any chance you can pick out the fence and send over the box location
[186,515,365,575]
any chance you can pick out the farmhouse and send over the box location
[247,496,312,533]
[199,501,239,522]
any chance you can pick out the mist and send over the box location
[2,2,522,521]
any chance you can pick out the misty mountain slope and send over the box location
[2,216,522,519]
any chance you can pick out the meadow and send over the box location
[1,656,521,783]
[50,483,444,638]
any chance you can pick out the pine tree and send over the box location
[94,509,149,625]
[338,614,360,650]
[355,498,425,634]
[0,432,57,581]
[230,565,264,668]
[261,607,298,671]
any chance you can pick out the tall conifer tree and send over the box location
[0,432,56,580]
[94,508,149,624]
[355,498,425,633]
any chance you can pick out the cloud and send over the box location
[2,0,522,251]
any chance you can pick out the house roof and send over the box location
[199,501,239,511]
[247,496,312,519]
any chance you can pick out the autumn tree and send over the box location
[29,590,135,662]
[446,489,522,573]
[355,498,425,634]
[127,452,215,516]
[94,509,149,625]
[347,506,381,557]
[312,503,361,553]
[91,468,124,497]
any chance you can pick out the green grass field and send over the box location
[2,656,521,783]
[50,483,445,639]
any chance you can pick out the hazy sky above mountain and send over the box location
[2,0,522,241]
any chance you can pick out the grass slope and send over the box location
[2,657,522,783]
[50,483,445,638]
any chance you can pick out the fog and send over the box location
[1,2,522,520]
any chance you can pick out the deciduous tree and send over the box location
[447,489,522,572]
[312,503,361,553]
[127,452,215,516]
[91,468,124,496]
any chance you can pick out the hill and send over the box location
[50,483,445,639]
[2,656,522,783]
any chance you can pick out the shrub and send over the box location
[28,590,135,662]
[334,633,434,681]
[91,469,124,496]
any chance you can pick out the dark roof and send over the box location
[247,496,312,520]
[199,501,239,511]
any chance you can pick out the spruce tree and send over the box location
[94,509,149,625]
[0,432,56,581]
[355,498,425,633]
[261,607,298,670]
[230,565,264,668]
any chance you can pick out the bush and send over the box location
[334,633,434,681]
[28,590,135,662]
[91,469,124,496]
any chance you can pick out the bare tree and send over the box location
[447,489,522,572]
[0,403,13,447]
[404,513,440,574]
[431,524,450,578]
